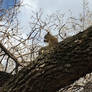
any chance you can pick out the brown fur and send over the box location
[44,32,58,47]
[38,32,58,55]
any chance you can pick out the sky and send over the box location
[19,0,92,32]
[22,0,83,17]
[0,0,92,32]
[22,0,88,15]
[0,0,19,16]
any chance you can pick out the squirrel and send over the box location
[44,32,58,47]
[39,32,58,55]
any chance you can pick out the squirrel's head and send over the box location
[44,32,51,42]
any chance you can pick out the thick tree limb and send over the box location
[0,42,22,72]
[0,71,12,87]
[2,26,92,92]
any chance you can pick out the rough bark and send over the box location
[0,71,12,87]
[1,26,92,92]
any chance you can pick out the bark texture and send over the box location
[0,71,12,87]
[1,26,92,92]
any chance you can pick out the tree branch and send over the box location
[2,26,92,92]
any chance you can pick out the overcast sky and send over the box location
[22,0,92,15]
[19,0,92,32]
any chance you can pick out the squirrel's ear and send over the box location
[47,32,50,34]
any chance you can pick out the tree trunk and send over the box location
[2,26,92,92]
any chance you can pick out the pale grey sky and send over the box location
[22,0,92,15]
[19,0,92,32]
